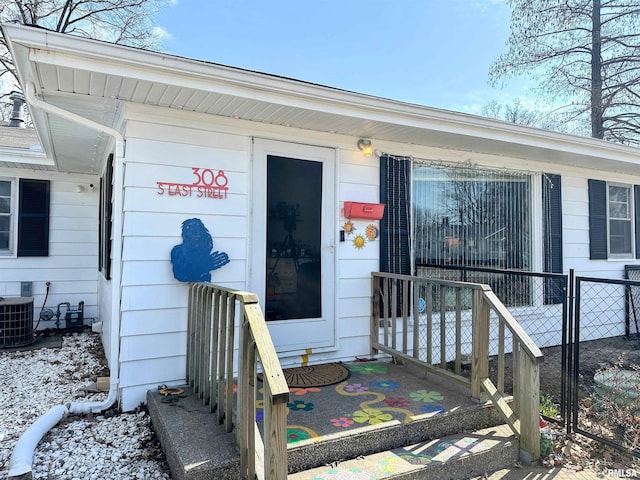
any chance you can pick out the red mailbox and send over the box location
[343,202,385,220]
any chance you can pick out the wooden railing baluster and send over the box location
[187,283,289,480]
[370,272,543,464]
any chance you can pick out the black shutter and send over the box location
[543,174,564,304]
[635,185,640,259]
[17,179,50,256]
[100,155,114,280]
[588,179,607,260]
[380,155,411,318]
[379,154,411,275]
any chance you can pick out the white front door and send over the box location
[250,139,336,354]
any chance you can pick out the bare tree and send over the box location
[490,0,640,145]
[0,0,170,103]
[482,98,559,131]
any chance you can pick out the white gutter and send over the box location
[8,82,126,478]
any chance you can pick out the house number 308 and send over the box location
[191,168,228,187]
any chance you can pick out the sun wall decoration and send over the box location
[342,220,380,250]
[352,234,366,249]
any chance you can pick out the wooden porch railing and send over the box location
[371,272,544,463]
[187,283,290,479]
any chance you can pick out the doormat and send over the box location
[258,362,350,388]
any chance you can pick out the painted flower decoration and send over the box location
[383,397,410,408]
[289,387,321,396]
[420,404,445,415]
[344,383,369,393]
[311,467,373,480]
[287,428,311,444]
[352,408,393,425]
[330,417,355,428]
[397,452,433,465]
[410,390,444,403]
[370,380,399,390]
[287,400,314,412]
[348,364,388,375]
[378,456,401,474]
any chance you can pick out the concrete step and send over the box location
[289,424,518,480]
[147,386,515,480]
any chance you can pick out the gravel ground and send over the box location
[0,331,171,480]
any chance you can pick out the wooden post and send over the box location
[440,286,447,368]
[216,292,228,421]
[498,319,505,395]
[471,289,490,402]
[455,287,462,375]
[186,284,194,384]
[225,296,237,433]
[517,350,541,464]
[237,316,250,477]
[426,283,433,364]
[263,380,288,480]
[412,281,419,358]
[370,274,380,355]
[201,288,212,403]
[208,290,221,408]
[246,344,257,480]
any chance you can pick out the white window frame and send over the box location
[607,182,634,259]
[0,177,17,257]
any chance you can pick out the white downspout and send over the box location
[8,83,126,478]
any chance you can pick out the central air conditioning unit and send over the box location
[0,297,34,348]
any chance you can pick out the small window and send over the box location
[0,179,14,253]
[608,184,633,256]
[0,178,49,257]
[17,179,50,256]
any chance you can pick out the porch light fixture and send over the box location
[357,139,373,157]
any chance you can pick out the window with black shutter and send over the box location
[17,179,49,256]
[588,178,639,259]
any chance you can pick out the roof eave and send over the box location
[3,22,640,172]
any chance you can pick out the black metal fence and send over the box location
[417,264,640,457]
[572,275,640,457]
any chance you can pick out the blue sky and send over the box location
[156,0,536,115]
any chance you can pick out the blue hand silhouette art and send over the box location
[171,218,230,282]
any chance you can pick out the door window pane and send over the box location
[265,156,322,321]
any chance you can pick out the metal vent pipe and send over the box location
[8,91,26,128]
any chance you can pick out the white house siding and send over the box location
[0,167,99,332]
[112,103,640,409]
[117,116,251,410]
[116,106,394,409]
[336,150,383,361]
